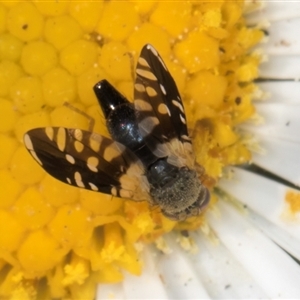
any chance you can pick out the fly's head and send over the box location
[149,167,210,221]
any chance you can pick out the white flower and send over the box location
[97,2,300,299]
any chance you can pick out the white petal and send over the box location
[247,2,300,24]
[218,168,300,241]
[156,236,211,299]
[188,231,267,298]
[259,56,300,79]
[252,72,300,185]
[97,283,124,299]
[123,247,169,299]
[252,136,300,185]
[207,200,300,298]
[259,18,300,55]
[257,81,300,103]
[244,103,300,143]
[247,208,300,262]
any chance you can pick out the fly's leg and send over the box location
[63,102,95,132]
[124,51,135,83]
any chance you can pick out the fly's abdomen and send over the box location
[94,80,158,167]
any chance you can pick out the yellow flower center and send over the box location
[0,1,263,299]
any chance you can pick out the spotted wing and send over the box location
[24,127,143,198]
[134,44,191,146]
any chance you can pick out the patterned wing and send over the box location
[134,44,191,146]
[24,127,144,199]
